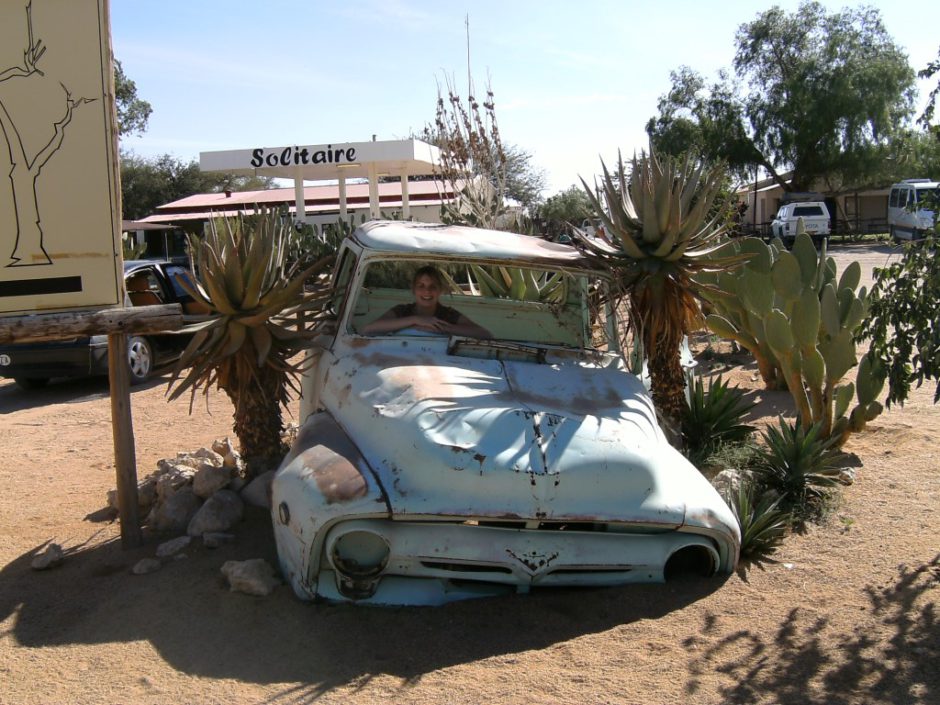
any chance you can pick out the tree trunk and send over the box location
[224,366,288,479]
[648,342,686,440]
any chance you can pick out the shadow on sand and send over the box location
[0,507,726,700]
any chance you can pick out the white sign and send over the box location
[0,0,122,315]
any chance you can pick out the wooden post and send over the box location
[108,332,142,548]
[1,304,183,548]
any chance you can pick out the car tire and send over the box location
[127,336,154,384]
[890,226,901,244]
[14,377,49,391]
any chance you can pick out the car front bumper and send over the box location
[303,518,727,606]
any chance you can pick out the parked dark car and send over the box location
[0,260,201,390]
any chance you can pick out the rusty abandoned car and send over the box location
[271,221,740,605]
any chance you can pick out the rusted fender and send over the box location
[271,412,390,600]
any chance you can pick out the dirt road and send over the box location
[0,243,937,705]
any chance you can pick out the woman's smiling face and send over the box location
[412,273,442,313]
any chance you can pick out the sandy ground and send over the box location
[0,243,937,705]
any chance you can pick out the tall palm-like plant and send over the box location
[578,146,744,432]
[168,211,334,476]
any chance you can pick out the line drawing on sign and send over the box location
[0,1,95,268]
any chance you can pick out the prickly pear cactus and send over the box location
[702,226,884,447]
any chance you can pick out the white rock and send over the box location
[155,464,196,500]
[147,487,201,533]
[212,437,242,469]
[837,468,857,486]
[240,470,275,509]
[221,559,280,596]
[31,543,64,570]
[187,490,244,536]
[132,558,162,575]
[157,457,197,474]
[191,447,225,467]
[192,464,233,499]
[156,535,192,558]
[710,468,751,499]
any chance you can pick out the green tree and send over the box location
[120,152,274,221]
[503,143,546,212]
[114,59,152,137]
[918,45,940,130]
[648,2,916,192]
[539,185,593,226]
[857,235,940,408]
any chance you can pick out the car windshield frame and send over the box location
[344,254,616,353]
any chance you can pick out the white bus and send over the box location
[887,179,939,241]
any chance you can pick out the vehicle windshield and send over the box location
[348,258,609,350]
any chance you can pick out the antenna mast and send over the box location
[465,14,471,99]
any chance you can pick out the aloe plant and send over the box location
[682,374,755,466]
[466,264,570,303]
[729,482,790,562]
[754,417,843,514]
[577,146,747,431]
[168,210,334,476]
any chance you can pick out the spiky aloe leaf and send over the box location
[754,417,844,514]
[729,482,790,561]
[682,374,756,463]
[166,209,335,473]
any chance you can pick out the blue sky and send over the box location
[112,0,940,195]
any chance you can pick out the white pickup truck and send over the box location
[771,201,830,246]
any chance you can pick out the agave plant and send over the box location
[577,146,747,432]
[754,417,844,514]
[682,373,756,466]
[466,264,570,303]
[168,210,334,476]
[728,482,790,562]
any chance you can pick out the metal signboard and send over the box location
[0,0,122,315]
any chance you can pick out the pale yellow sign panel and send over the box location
[0,0,122,315]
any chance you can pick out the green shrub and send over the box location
[754,417,843,517]
[682,374,755,467]
[728,482,790,562]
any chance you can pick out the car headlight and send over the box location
[330,530,390,579]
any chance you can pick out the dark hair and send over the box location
[412,265,443,289]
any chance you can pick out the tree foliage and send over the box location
[120,151,274,221]
[856,236,940,407]
[918,45,940,130]
[647,2,916,192]
[538,185,593,226]
[114,60,152,137]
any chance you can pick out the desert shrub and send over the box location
[682,374,755,467]
[728,482,790,562]
[753,417,844,519]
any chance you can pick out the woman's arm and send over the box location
[360,309,415,335]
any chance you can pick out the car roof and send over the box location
[350,220,600,270]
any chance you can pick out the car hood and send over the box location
[321,341,715,527]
